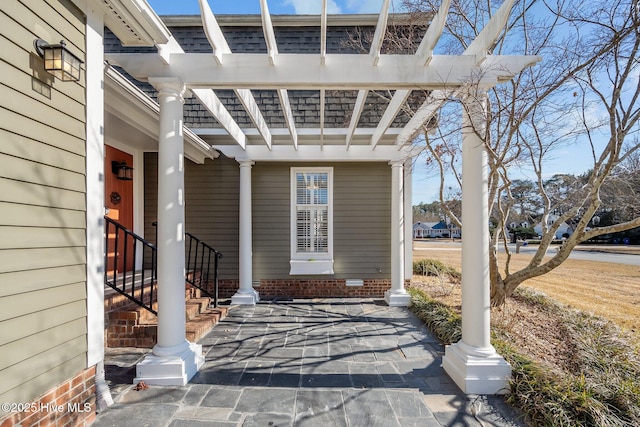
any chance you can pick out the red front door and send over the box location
[105,145,134,274]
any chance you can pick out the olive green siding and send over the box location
[148,156,392,281]
[145,153,241,278]
[253,162,391,279]
[143,152,159,254]
[333,163,392,278]
[185,155,241,279]
[0,0,87,408]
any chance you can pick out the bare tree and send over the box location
[393,0,640,305]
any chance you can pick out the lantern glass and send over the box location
[37,40,82,82]
[112,161,134,181]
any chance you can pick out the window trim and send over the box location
[290,167,334,274]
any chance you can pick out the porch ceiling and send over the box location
[104,0,540,160]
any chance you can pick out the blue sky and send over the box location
[147,0,403,15]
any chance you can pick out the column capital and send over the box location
[238,160,255,167]
[461,89,488,139]
[388,160,404,168]
[149,77,186,99]
[460,85,490,102]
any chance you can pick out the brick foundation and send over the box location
[216,278,393,299]
[0,365,96,427]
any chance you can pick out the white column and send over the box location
[442,90,511,394]
[232,160,259,304]
[81,8,117,411]
[404,159,413,281]
[84,3,105,370]
[385,161,411,306]
[135,78,203,385]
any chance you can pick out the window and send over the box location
[290,168,334,274]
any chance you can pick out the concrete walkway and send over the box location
[95,299,523,426]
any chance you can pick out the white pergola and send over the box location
[100,0,539,394]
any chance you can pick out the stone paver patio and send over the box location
[95,299,523,426]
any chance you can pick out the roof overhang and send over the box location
[96,0,172,46]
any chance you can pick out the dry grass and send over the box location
[410,243,640,425]
[413,242,640,339]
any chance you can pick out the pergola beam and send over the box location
[464,0,514,61]
[106,53,540,89]
[260,0,298,149]
[278,89,298,149]
[198,0,272,149]
[371,90,411,148]
[194,88,247,149]
[320,0,327,65]
[345,90,368,149]
[107,0,542,156]
[215,144,419,163]
[259,0,278,65]
[395,89,452,146]
[347,0,391,148]
[370,0,391,66]
[387,0,515,149]
[415,0,451,65]
[320,89,326,148]
[153,29,247,148]
[197,0,225,65]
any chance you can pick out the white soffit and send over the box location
[98,0,171,46]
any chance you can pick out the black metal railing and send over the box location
[185,232,223,307]
[152,222,222,307]
[105,216,157,315]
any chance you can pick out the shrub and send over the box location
[408,287,461,344]
[412,259,461,280]
[408,284,640,426]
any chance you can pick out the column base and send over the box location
[134,341,204,386]
[384,290,411,307]
[442,342,511,395]
[231,289,260,305]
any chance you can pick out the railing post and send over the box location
[104,220,110,284]
[113,228,119,286]
[214,253,220,307]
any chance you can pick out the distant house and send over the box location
[413,221,461,238]
[509,221,530,229]
[534,214,574,239]
[413,221,434,238]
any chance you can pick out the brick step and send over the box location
[106,306,228,348]
[186,297,211,321]
[186,307,228,342]
[106,284,227,348]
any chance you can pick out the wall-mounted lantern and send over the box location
[112,161,134,181]
[34,39,83,82]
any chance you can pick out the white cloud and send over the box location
[282,0,341,14]
[345,0,403,13]
[281,0,404,14]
